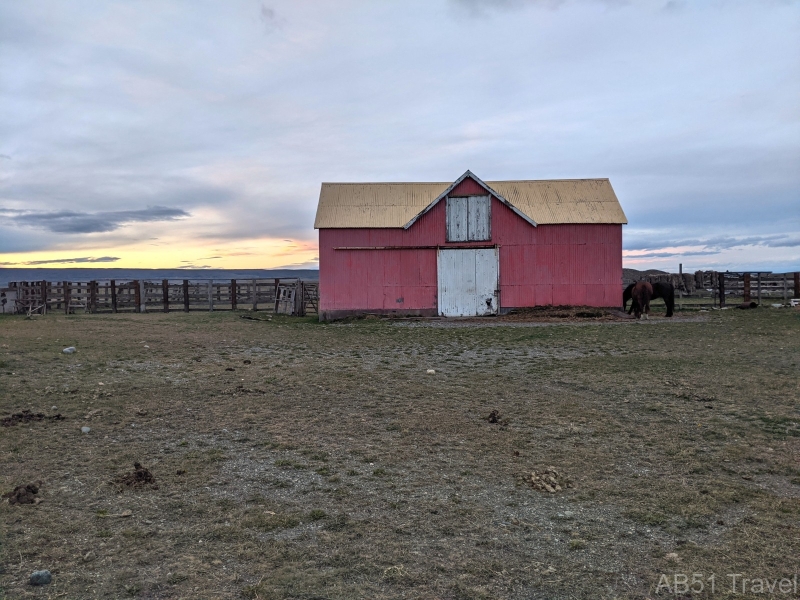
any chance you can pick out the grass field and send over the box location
[1,306,798,599]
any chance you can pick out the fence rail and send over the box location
[2,278,318,317]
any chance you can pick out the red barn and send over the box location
[314,170,627,321]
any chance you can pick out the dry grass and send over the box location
[0,307,798,599]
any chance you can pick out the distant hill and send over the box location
[623,268,669,281]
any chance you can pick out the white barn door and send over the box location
[437,248,499,317]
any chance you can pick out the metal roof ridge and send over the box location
[488,178,611,183]
[320,181,449,185]
[321,178,611,184]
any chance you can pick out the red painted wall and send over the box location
[318,182,622,316]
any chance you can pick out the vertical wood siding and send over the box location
[319,178,623,314]
[467,196,491,241]
[446,197,468,242]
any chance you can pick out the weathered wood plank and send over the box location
[446,197,468,242]
[467,196,491,241]
[743,272,751,303]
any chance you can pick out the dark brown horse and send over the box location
[631,281,653,319]
[623,281,674,317]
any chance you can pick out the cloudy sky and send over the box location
[1,0,798,271]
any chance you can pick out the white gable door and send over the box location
[446,196,491,242]
[437,248,499,316]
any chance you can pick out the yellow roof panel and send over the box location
[314,178,627,228]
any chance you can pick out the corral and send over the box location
[1,308,799,598]
[3,278,319,317]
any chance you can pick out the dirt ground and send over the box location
[1,305,798,599]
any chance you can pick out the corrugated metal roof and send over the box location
[314,177,627,228]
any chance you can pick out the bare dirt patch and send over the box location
[500,305,627,322]
[1,410,65,427]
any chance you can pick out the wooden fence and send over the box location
[4,271,797,316]
[5,278,318,317]
[623,271,799,308]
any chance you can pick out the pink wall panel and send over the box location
[586,284,605,306]
[573,284,588,306]
[400,251,420,286]
[552,284,571,306]
[318,176,623,315]
[502,286,521,308]
[522,245,537,286]
[385,250,401,286]
[604,284,620,306]
[535,284,553,306]
[533,243,554,284]
[450,178,487,197]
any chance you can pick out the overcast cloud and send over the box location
[0,0,798,270]
[0,206,189,233]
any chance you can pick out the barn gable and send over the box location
[314,171,627,229]
[403,170,536,230]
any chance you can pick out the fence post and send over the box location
[110,280,117,313]
[274,278,280,313]
[207,280,214,312]
[162,279,169,312]
[133,280,140,313]
[718,272,725,308]
[743,273,751,303]
[251,279,258,311]
[296,280,305,316]
[40,280,47,315]
[183,280,190,312]
[678,264,682,311]
[140,280,148,313]
[757,273,761,305]
[712,272,717,306]
[794,272,799,299]
[64,281,71,314]
[230,279,237,311]
[783,274,788,306]
[89,281,97,313]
